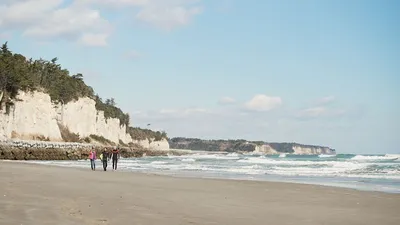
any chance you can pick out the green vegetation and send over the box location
[0,41,168,142]
[0,42,94,106]
[57,123,81,143]
[0,42,128,126]
[119,139,129,147]
[127,127,167,141]
[94,96,130,126]
[89,134,115,146]
[168,138,255,152]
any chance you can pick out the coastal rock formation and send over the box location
[0,91,169,150]
[0,140,185,160]
[169,138,336,155]
[53,95,132,144]
[254,145,279,154]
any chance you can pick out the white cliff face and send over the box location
[54,98,133,144]
[292,146,334,155]
[0,91,62,141]
[250,144,335,155]
[132,138,170,150]
[254,144,278,155]
[0,91,170,150]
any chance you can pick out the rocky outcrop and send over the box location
[0,140,186,160]
[253,145,279,155]
[0,91,170,150]
[169,138,336,155]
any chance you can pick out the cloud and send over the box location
[83,0,204,30]
[296,106,347,120]
[123,50,143,59]
[0,0,111,45]
[218,96,236,105]
[79,33,109,47]
[244,94,282,112]
[136,3,203,31]
[0,32,11,39]
[0,0,202,45]
[317,96,335,105]
[297,107,326,118]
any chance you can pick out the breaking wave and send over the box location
[24,152,400,193]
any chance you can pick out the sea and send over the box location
[22,152,400,194]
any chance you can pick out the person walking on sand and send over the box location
[89,148,97,171]
[101,148,109,171]
[111,147,120,171]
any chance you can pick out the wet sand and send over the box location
[0,161,399,225]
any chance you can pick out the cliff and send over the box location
[168,138,336,155]
[0,91,169,150]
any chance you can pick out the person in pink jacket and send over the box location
[89,148,97,171]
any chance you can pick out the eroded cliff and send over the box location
[0,91,169,150]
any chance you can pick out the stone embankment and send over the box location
[0,140,187,160]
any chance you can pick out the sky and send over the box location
[0,0,399,154]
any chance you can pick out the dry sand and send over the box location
[0,161,399,225]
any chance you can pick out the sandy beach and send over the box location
[0,161,399,225]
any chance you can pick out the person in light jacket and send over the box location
[89,148,97,171]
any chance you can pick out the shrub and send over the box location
[57,123,80,142]
[89,134,115,146]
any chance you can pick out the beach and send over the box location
[0,161,399,225]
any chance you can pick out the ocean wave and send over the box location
[22,152,400,193]
[169,153,240,160]
[150,161,169,165]
[181,158,196,162]
[318,154,336,158]
[351,155,399,161]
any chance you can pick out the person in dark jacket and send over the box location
[111,148,120,170]
[101,148,109,171]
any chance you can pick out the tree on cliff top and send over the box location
[0,41,167,140]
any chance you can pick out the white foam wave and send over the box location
[318,154,336,158]
[21,152,400,192]
[184,153,240,160]
[227,153,240,157]
[279,153,286,158]
[237,156,357,167]
[181,158,196,162]
[150,161,168,165]
[351,155,399,161]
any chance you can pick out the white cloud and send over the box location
[317,96,335,105]
[124,50,143,59]
[296,106,347,119]
[83,0,203,30]
[298,107,326,118]
[79,33,109,47]
[218,96,236,105]
[136,3,203,30]
[244,94,282,112]
[159,109,178,114]
[0,32,11,39]
[0,0,202,45]
[0,0,111,45]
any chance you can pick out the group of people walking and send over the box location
[89,147,120,171]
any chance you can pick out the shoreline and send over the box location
[4,159,400,195]
[1,161,399,225]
